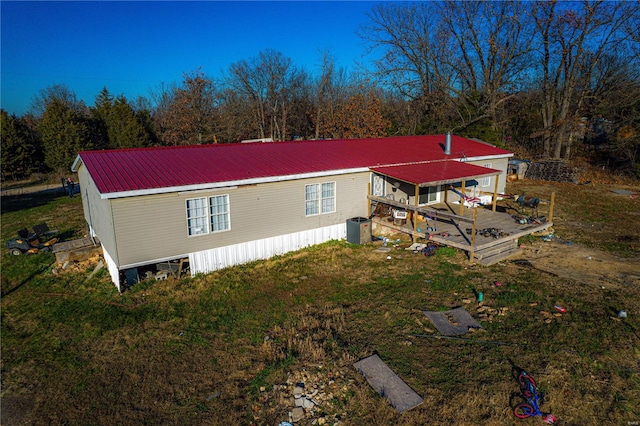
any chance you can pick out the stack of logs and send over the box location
[525,160,581,183]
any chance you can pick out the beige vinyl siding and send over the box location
[111,172,371,266]
[77,164,118,261]
[466,158,509,193]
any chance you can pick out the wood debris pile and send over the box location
[525,160,581,183]
[52,255,104,276]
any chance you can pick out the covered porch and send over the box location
[367,161,554,265]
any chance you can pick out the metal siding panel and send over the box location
[102,247,121,290]
[189,224,346,275]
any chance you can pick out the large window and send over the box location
[482,163,492,187]
[186,194,230,236]
[305,182,336,216]
[186,198,208,236]
[209,194,230,232]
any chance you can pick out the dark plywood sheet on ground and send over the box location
[423,307,483,336]
[353,354,423,413]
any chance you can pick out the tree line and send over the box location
[2,0,639,180]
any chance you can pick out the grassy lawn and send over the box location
[1,180,639,425]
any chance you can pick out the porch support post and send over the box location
[413,184,420,242]
[549,191,556,223]
[469,207,478,264]
[492,174,499,212]
[459,180,466,216]
[367,182,372,217]
[444,185,449,203]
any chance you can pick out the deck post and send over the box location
[413,184,419,242]
[367,182,372,217]
[469,207,478,264]
[548,191,555,223]
[492,174,499,212]
[459,180,466,216]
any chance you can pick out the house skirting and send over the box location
[102,247,122,291]
[102,224,346,291]
[190,224,346,276]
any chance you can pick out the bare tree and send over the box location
[532,0,638,158]
[216,87,256,142]
[314,51,335,139]
[30,84,85,117]
[439,1,534,133]
[160,69,218,145]
[360,2,533,140]
[149,82,176,144]
[227,49,297,141]
[360,2,446,100]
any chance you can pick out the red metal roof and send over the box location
[370,161,503,186]
[75,135,512,196]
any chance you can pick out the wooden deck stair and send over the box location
[473,239,522,266]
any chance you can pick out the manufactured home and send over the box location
[71,134,513,290]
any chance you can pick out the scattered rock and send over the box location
[291,407,304,422]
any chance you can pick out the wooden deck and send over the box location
[369,197,552,265]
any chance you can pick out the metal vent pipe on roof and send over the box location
[445,132,452,155]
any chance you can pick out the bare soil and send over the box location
[516,241,640,290]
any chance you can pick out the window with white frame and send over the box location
[186,197,208,236]
[209,194,230,232]
[481,163,492,187]
[305,182,336,216]
[372,174,385,197]
[186,195,230,236]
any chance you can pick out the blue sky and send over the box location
[1,1,379,116]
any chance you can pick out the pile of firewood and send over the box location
[525,160,581,183]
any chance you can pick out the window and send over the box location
[321,182,335,213]
[210,194,230,232]
[186,198,208,236]
[372,174,385,197]
[482,163,492,187]
[305,182,336,216]
[418,185,439,204]
[186,195,230,236]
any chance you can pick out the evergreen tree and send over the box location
[38,99,91,173]
[107,96,152,148]
[90,88,153,149]
[1,110,39,180]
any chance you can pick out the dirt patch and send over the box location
[0,394,35,426]
[515,241,640,289]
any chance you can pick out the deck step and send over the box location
[474,241,522,266]
[475,248,522,266]
[474,239,521,265]
[474,239,518,260]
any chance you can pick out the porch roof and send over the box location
[370,160,502,187]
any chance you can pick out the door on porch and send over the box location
[418,185,440,205]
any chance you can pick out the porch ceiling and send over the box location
[370,161,502,187]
